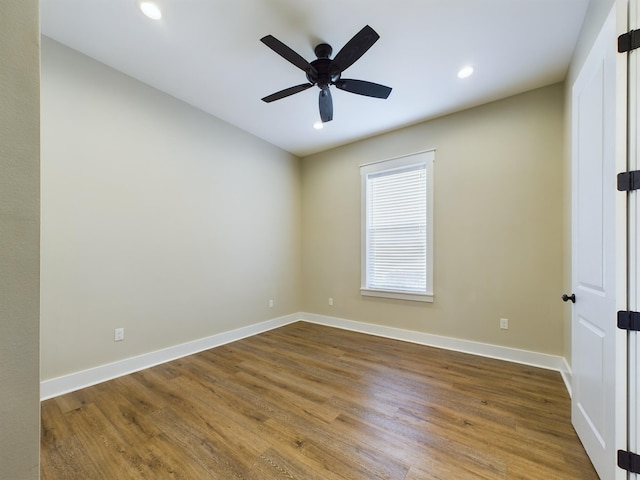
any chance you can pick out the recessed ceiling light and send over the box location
[139,1,162,20]
[313,121,324,130]
[457,66,474,79]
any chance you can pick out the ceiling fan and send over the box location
[260,25,392,123]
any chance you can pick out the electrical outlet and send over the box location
[269,299,274,308]
[328,297,334,306]
[114,327,125,341]
[500,318,509,330]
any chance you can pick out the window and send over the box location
[360,150,434,302]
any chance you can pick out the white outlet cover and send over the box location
[114,328,125,341]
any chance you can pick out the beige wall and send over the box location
[302,84,565,355]
[40,38,301,380]
[0,1,41,478]
[41,34,571,385]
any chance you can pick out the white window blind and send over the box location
[361,151,434,302]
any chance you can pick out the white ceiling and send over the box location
[40,0,589,157]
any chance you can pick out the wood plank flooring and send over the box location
[41,322,599,479]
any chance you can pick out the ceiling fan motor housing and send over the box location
[306,48,341,88]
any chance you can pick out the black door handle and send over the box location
[562,294,576,303]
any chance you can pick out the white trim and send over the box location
[40,312,572,400]
[360,288,434,302]
[40,314,298,400]
[560,357,573,398]
[300,312,568,375]
[359,148,436,168]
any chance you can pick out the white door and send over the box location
[571,6,625,480]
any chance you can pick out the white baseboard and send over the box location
[40,314,299,400]
[41,311,572,400]
[299,312,570,381]
[560,357,573,398]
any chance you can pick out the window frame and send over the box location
[360,150,434,302]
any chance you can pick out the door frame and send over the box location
[624,0,639,475]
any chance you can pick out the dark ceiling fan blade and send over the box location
[319,88,333,122]
[331,25,380,73]
[262,83,313,103]
[335,79,392,99]
[260,35,316,74]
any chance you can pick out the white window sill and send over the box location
[360,288,434,303]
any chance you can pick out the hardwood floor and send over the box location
[41,322,598,479]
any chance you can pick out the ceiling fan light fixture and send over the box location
[139,1,162,20]
[457,65,474,79]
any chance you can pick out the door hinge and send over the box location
[619,29,640,53]
[617,171,640,191]
[618,450,640,473]
[617,311,640,331]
